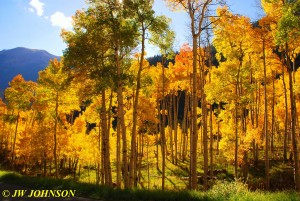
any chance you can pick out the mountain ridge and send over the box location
[0,47,60,96]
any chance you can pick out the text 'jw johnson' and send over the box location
[2,189,76,198]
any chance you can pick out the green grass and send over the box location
[0,170,299,201]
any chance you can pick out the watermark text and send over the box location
[2,189,76,198]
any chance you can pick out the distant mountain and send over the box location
[0,47,60,96]
[147,54,176,67]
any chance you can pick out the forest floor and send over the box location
[74,148,296,191]
[0,170,299,201]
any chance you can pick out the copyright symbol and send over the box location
[2,190,10,197]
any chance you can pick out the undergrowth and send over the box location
[0,171,299,201]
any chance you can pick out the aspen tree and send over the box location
[5,75,36,164]
[165,0,224,189]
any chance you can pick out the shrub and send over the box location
[209,180,249,200]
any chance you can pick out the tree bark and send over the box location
[116,111,121,187]
[282,54,289,163]
[54,92,59,178]
[286,44,300,191]
[174,93,180,165]
[209,104,214,179]
[263,39,270,190]
[168,96,174,164]
[161,59,166,190]
[271,71,275,153]
[234,84,238,179]
[11,111,20,164]
[115,44,128,188]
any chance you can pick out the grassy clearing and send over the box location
[0,170,299,201]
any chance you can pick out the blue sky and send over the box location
[0,0,264,56]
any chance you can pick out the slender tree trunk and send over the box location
[107,91,113,185]
[147,139,150,189]
[97,163,101,185]
[182,94,189,161]
[234,84,239,179]
[253,82,260,166]
[286,44,300,191]
[11,110,20,163]
[54,92,59,178]
[190,34,199,190]
[137,133,143,187]
[282,55,288,163]
[271,71,275,153]
[161,100,166,190]
[130,27,145,188]
[98,115,104,185]
[161,59,166,190]
[115,45,128,188]
[117,112,121,188]
[101,89,112,186]
[249,68,255,126]
[100,89,109,185]
[174,93,179,165]
[156,99,160,169]
[168,96,174,164]
[242,151,248,182]
[257,83,261,128]
[201,71,208,191]
[263,39,270,190]
[209,104,214,179]
[188,0,211,190]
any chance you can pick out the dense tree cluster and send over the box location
[1,0,300,192]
